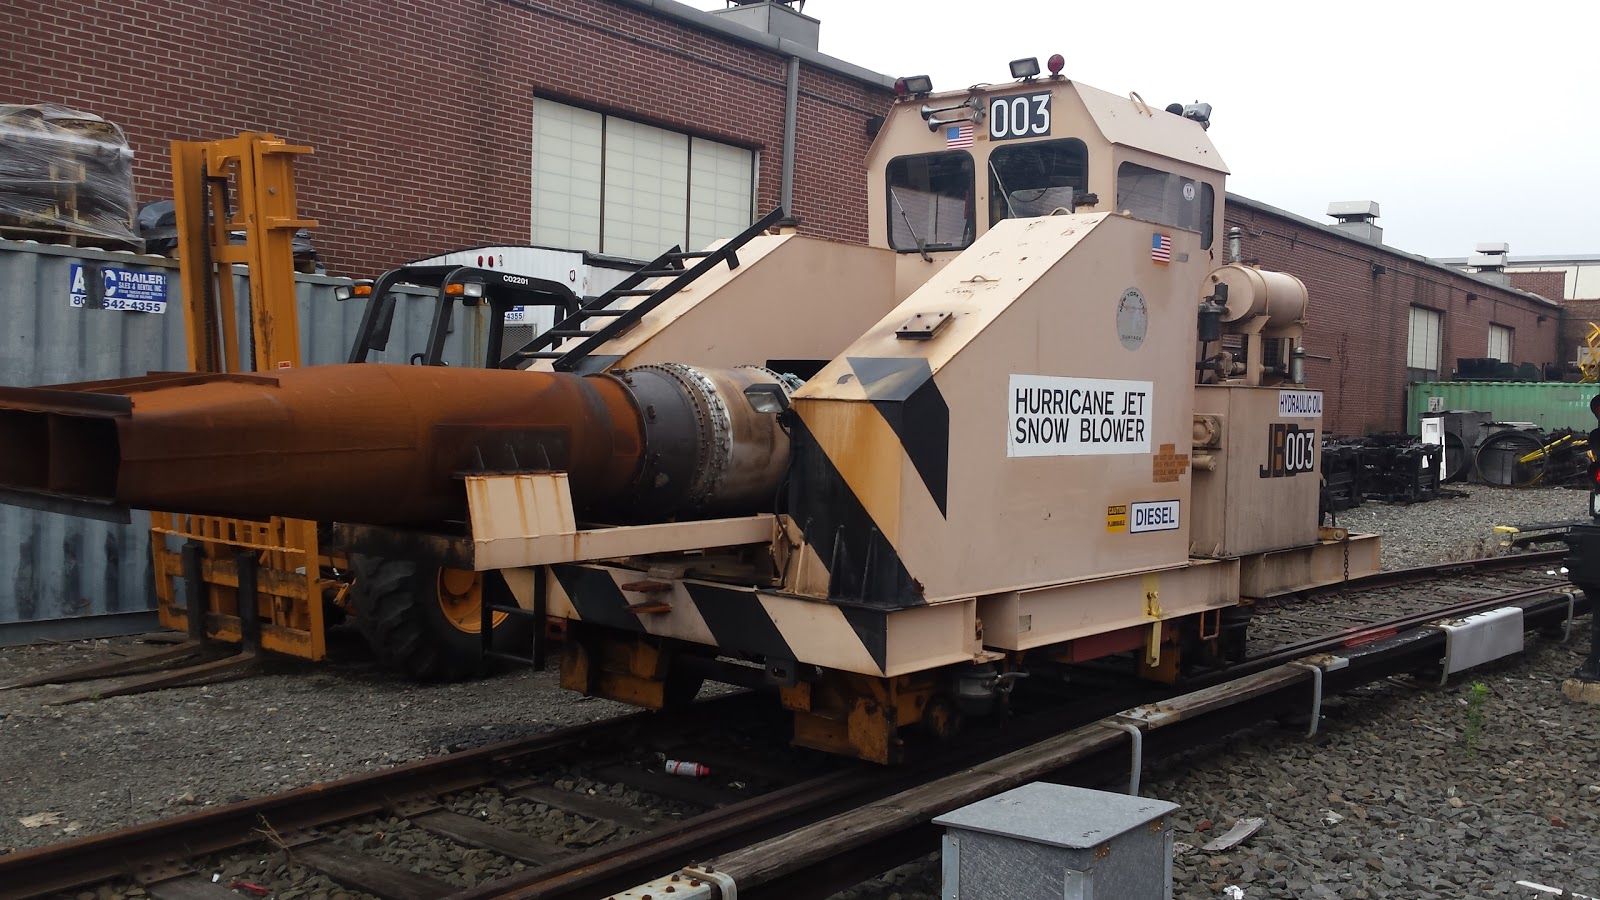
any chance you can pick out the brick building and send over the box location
[0,0,893,276]
[1225,196,1561,437]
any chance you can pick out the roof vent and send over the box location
[1468,242,1510,286]
[1469,242,1510,269]
[1326,201,1382,243]
[710,0,819,50]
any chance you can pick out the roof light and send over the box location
[334,285,351,301]
[463,282,485,299]
[352,283,372,297]
[444,283,464,296]
[896,75,933,96]
[1047,53,1065,75]
[1009,57,1040,79]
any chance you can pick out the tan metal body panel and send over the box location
[894,253,960,303]
[1239,535,1382,598]
[792,213,1205,602]
[978,558,1238,652]
[525,234,897,373]
[536,563,979,677]
[881,600,981,676]
[1190,385,1321,558]
[1072,81,1230,174]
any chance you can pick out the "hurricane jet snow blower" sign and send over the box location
[1007,374,1153,457]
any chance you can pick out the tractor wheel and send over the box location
[350,555,533,682]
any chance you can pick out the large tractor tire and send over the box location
[350,555,533,682]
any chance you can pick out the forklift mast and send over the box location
[170,133,315,373]
[152,133,337,667]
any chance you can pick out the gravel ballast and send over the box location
[0,639,632,855]
[1330,484,1588,570]
[1,485,1595,900]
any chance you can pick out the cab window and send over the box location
[1115,163,1215,248]
[886,152,974,253]
[988,139,1088,223]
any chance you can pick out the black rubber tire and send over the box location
[350,555,533,682]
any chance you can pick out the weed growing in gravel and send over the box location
[1446,535,1505,561]
[1462,680,1490,755]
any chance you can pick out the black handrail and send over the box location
[550,208,786,373]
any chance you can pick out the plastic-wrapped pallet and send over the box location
[0,103,140,250]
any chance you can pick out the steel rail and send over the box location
[1291,548,1564,598]
[0,695,762,900]
[1206,581,1579,686]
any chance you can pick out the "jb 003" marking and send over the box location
[1261,423,1317,478]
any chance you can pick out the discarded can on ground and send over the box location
[664,760,710,777]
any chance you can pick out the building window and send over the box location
[988,139,1088,225]
[531,97,755,259]
[1488,323,1513,362]
[1115,162,1215,248]
[886,151,975,253]
[1407,305,1443,382]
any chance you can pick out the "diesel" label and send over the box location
[1129,500,1180,533]
[1260,423,1317,478]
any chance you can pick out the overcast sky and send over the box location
[681,0,1600,260]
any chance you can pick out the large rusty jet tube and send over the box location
[0,362,793,527]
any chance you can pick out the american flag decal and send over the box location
[1151,233,1172,265]
[945,123,974,149]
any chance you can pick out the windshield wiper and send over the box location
[988,160,1020,220]
[889,186,934,263]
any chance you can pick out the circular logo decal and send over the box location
[1117,288,1148,350]
[1182,182,1196,201]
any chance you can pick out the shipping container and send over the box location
[1406,381,1600,437]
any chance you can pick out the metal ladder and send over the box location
[504,207,786,372]
[480,574,548,671]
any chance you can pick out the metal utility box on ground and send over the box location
[934,782,1180,899]
[1439,410,1494,482]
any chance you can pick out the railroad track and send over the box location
[1245,548,1572,656]
[0,550,1584,900]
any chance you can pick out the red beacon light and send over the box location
[1047,53,1065,76]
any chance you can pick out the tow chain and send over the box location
[1329,508,1351,588]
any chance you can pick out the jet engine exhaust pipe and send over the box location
[0,362,793,526]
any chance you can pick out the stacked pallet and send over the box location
[1320,433,1444,519]
[0,103,141,251]
[1357,433,1442,504]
